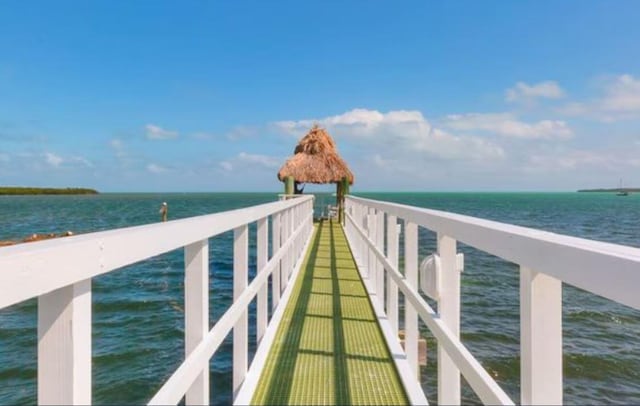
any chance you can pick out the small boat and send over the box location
[616,179,629,196]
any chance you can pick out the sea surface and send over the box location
[1,192,639,405]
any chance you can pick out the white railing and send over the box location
[344,195,640,405]
[0,195,314,405]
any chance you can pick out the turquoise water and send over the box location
[1,192,639,404]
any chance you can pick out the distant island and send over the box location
[0,187,99,195]
[577,188,639,193]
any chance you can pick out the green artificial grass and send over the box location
[251,221,408,405]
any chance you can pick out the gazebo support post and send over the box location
[284,176,294,199]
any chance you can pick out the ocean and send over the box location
[1,192,639,404]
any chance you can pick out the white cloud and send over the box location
[273,108,505,161]
[218,152,280,173]
[558,74,640,121]
[146,163,169,173]
[219,161,233,171]
[145,124,178,140]
[44,152,63,167]
[443,113,573,140]
[236,152,280,168]
[599,74,640,113]
[505,81,565,103]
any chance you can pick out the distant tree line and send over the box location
[0,187,99,195]
[577,188,639,192]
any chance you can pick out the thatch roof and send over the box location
[277,125,354,184]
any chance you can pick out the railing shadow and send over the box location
[260,220,322,404]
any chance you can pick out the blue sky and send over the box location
[1,1,639,192]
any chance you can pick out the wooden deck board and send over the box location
[251,221,408,405]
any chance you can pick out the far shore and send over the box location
[0,187,99,195]
[577,188,639,192]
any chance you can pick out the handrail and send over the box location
[148,209,313,405]
[345,209,513,405]
[0,195,315,405]
[0,196,312,309]
[344,195,640,405]
[347,195,640,310]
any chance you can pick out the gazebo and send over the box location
[277,125,354,222]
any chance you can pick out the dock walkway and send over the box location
[251,221,408,405]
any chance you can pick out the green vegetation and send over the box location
[0,187,98,195]
[578,188,639,192]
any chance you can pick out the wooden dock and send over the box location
[251,221,407,405]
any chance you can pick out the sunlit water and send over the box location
[1,192,639,404]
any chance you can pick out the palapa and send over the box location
[277,125,354,185]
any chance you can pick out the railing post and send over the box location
[376,210,385,307]
[38,280,91,405]
[437,233,460,405]
[404,221,419,379]
[386,214,399,333]
[520,266,563,405]
[272,212,281,310]
[289,207,294,277]
[367,210,376,286]
[184,239,210,405]
[233,225,248,399]
[257,218,268,344]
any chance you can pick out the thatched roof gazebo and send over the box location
[277,125,354,221]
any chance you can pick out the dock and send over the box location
[2,193,640,405]
[251,221,407,405]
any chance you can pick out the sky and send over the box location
[1,1,640,192]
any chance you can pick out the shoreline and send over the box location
[0,187,98,195]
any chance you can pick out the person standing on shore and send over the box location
[159,202,168,222]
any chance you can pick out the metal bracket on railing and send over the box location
[419,253,464,300]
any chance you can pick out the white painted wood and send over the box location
[520,266,563,405]
[272,212,281,310]
[367,212,376,288]
[346,196,640,310]
[38,279,91,405]
[233,225,248,399]
[376,210,385,307]
[184,240,210,405]
[289,207,295,277]
[437,233,460,405]
[0,196,313,310]
[281,209,289,287]
[345,211,514,405]
[386,214,399,334]
[349,241,429,406]
[404,221,420,379]
[149,211,313,405]
[256,218,268,344]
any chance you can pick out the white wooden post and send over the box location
[520,266,563,405]
[184,239,210,405]
[437,233,461,405]
[257,218,268,344]
[386,214,399,333]
[404,221,419,379]
[233,225,248,399]
[37,279,91,405]
[281,210,288,291]
[367,211,376,286]
[376,210,385,307]
[272,212,281,310]
[289,207,295,277]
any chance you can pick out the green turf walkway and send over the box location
[251,221,408,405]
